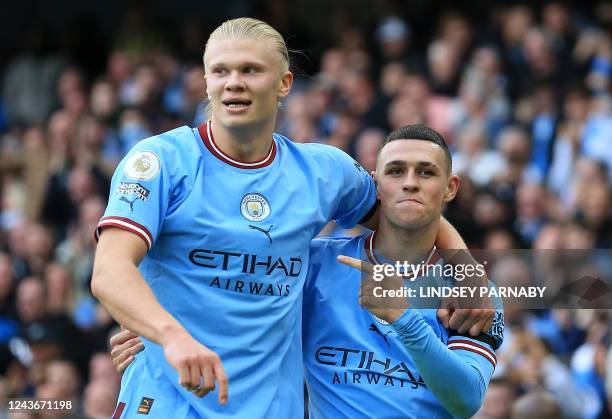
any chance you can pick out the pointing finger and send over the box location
[337,255,375,274]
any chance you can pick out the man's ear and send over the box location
[278,70,294,99]
[443,174,460,203]
[203,72,210,98]
[372,170,380,200]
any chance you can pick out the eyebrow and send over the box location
[384,160,440,169]
[209,60,266,68]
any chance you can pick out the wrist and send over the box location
[157,322,186,346]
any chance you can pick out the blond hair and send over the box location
[204,17,289,71]
[203,18,290,120]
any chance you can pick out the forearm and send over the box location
[436,216,467,250]
[392,309,490,418]
[92,259,184,346]
[437,217,489,288]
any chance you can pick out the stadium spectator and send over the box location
[474,377,518,419]
[452,120,505,186]
[510,390,561,419]
[354,128,385,173]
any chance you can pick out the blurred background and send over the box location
[0,1,611,418]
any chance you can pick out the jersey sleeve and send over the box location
[447,280,505,355]
[95,137,181,250]
[392,309,496,418]
[326,146,377,228]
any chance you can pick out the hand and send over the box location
[437,297,494,336]
[109,329,144,374]
[161,326,228,404]
[435,248,494,336]
[337,255,407,324]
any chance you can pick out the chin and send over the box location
[220,115,256,128]
[397,210,423,223]
[398,220,428,230]
[393,212,432,230]
[224,111,273,129]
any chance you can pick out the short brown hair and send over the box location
[380,124,452,173]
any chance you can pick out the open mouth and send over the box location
[222,99,252,110]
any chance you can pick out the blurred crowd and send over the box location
[0,2,611,418]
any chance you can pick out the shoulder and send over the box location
[125,126,196,158]
[274,134,355,164]
[124,126,199,175]
[135,126,196,154]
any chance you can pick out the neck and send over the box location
[375,217,438,264]
[210,117,275,162]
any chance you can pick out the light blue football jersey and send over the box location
[96,122,376,418]
[303,233,504,419]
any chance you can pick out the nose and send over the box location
[402,169,419,192]
[225,70,245,91]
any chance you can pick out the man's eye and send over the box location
[389,168,403,175]
[243,67,257,73]
[418,170,434,176]
[213,68,226,75]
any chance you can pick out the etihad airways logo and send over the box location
[188,249,302,298]
[189,249,302,277]
[315,346,426,389]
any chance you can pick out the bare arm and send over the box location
[436,216,467,249]
[92,228,228,403]
[434,218,495,336]
[92,228,181,343]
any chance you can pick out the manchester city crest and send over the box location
[241,193,271,222]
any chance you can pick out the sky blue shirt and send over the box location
[303,234,504,419]
[97,122,376,418]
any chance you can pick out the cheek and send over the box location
[206,81,221,97]
[377,182,396,202]
[257,77,281,96]
[424,184,445,204]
